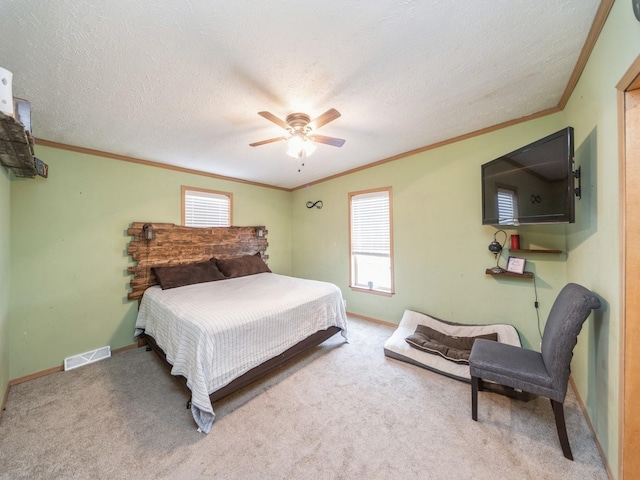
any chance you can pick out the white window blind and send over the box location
[183,189,230,227]
[497,187,518,225]
[350,189,393,293]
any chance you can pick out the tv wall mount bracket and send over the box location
[574,166,581,199]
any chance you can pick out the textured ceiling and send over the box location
[0,0,601,189]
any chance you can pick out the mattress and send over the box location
[135,272,348,433]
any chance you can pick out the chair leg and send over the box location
[471,376,479,421]
[550,399,573,461]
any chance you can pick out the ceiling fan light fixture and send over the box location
[286,132,316,159]
[251,108,343,158]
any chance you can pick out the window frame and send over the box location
[348,186,395,296]
[181,185,233,227]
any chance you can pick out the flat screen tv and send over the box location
[481,127,575,226]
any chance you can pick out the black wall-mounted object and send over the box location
[481,127,576,226]
[306,200,323,209]
[574,166,582,199]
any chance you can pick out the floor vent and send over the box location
[64,346,111,371]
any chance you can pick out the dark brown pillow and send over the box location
[405,324,498,364]
[215,253,271,279]
[153,261,226,289]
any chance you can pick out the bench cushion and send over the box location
[406,324,498,364]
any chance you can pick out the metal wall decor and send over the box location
[306,200,323,209]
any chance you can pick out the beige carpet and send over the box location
[0,317,607,480]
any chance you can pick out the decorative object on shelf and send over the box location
[306,200,323,209]
[142,223,155,242]
[0,67,13,116]
[510,234,520,250]
[506,256,526,275]
[487,229,507,273]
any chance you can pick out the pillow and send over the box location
[405,324,498,365]
[215,253,271,279]
[153,260,226,289]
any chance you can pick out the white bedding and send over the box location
[135,272,348,433]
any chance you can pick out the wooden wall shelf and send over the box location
[508,248,563,254]
[0,111,37,178]
[485,269,534,279]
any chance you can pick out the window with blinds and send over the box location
[497,187,518,225]
[182,186,232,227]
[349,188,394,294]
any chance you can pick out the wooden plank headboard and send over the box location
[127,222,268,300]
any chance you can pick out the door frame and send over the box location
[617,54,640,480]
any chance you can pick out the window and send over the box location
[497,186,519,225]
[182,186,232,227]
[349,187,394,294]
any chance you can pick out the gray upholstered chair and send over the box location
[469,283,601,460]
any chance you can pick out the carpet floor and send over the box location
[0,317,607,479]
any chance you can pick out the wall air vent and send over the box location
[64,346,111,371]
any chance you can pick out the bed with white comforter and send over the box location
[135,272,348,433]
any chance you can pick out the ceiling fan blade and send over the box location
[249,136,286,147]
[311,134,345,147]
[257,111,288,130]
[310,108,341,129]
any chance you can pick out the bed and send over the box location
[127,223,348,433]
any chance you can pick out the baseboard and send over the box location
[0,380,9,423]
[569,376,614,480]
[7,343,140,387]
[112,343,140,354]
[346,311,397,327]
[8,365,63,387]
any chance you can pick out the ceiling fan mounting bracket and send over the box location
[285,113,311,130]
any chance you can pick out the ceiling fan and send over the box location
[249,108,345,159]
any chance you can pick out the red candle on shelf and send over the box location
[510,235,520,250]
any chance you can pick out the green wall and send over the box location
[561,0,640,474]
[5,2,639,474]
[8,145,292,378]
[288,3,640,474]
[292,115,568,350]
[0,166,10,404]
